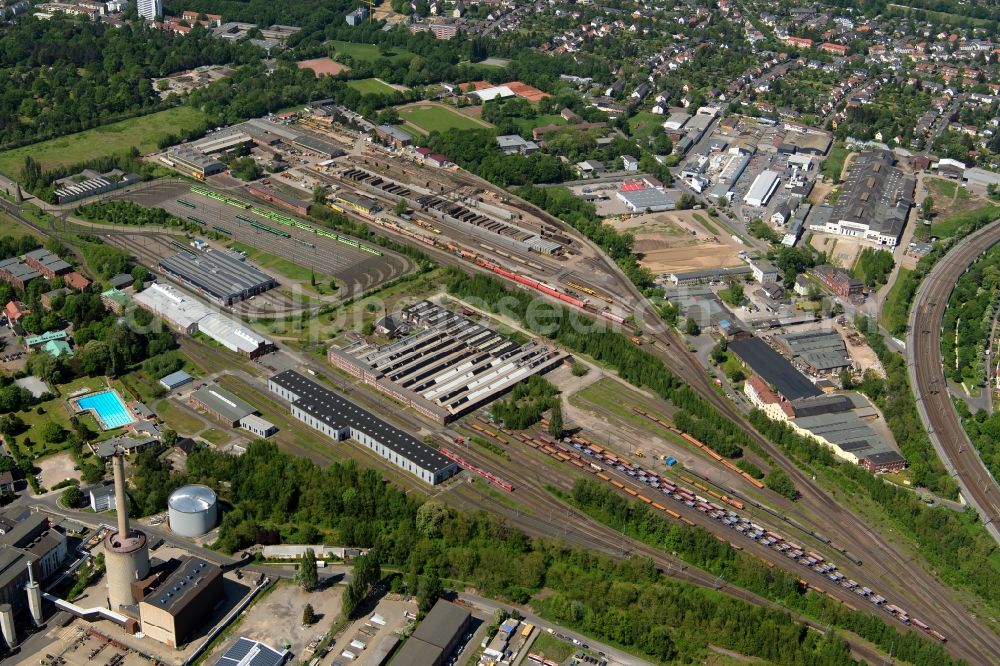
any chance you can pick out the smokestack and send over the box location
[25,563,42,627]
[112,453,130,537]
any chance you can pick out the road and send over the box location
[907,217,1000,545]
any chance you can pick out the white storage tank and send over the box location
[168,485,218,537]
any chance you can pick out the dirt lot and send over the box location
[810,232,863,270]
[323,596,417,664]
[205,580,343,664]
[36,452,79,491]
[611,210,745,274]
[297,58,350,77]
[809,179,835,204]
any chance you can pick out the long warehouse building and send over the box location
[268,370,459,485]
[329,301,567,423]
[158,250,277,306]
[744,170,781,207]
[134,283,276,358]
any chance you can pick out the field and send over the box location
[297,57,350,77]
[881,267,914,331]
[513,113,565,135]
[628,111,664,142]
[346,78,398,96]
[820,144,850,183]
[614,210,744,273]
[398,103,492,134]
[230,241,334,292]
[329,40,414,63]
[929,203,1000,239]
[529,633,575,662]
[0,106,208,177]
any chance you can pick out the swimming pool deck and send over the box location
[71,389,136,430]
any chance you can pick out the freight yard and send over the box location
[2,102,993,666]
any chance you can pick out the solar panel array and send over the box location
[214,637,287,666]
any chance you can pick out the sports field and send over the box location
[347,78,398,96]
[329,40,414,63]
[398,103,491,134]
[0,106,208,178]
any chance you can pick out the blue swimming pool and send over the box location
[74,390,135,430]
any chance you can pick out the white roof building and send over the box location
[744,170,781,207]
[134,283,274,357]
[468,86,516,102]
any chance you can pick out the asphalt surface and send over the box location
[907,218,1000,545]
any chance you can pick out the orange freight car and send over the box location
[681,517,695,526]
[596,472,611,481]
[730,542,743,550]
[666,509,680,518]
[611,480,625,489]
[470,423,485,432]
[680,475,695,485]
[652,502,667,511]
[624,488,638,496]
[638,495,652,504]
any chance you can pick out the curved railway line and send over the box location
[908,218,1000,545]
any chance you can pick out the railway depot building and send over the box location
[268,370,459,485]
[134,283,276,358]
[328,301,567,423]
[158,249,277,305]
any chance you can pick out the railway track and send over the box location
[907,218,1000,545]
[449,425,949,662]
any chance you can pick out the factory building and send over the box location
[269,370,460,485]
[809,150,914,246]
[729,337,823,402]
[167,147,226,179]
[334,192,381,216]
[0,259,41,290]
[744,170,781,207]
[247,185,311,216]
[134,283,276,358]
[0,513,67,583]
[328,301,567,423]
[138,557,223,647]
[667,265,752,286]
[775,329,851,373]
[392,600,471,666]
[615,187,676,213]
[158,249,276,306]
[190,384,276,437]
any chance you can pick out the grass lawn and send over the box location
[930,203,1000,239]
[529,633,575,662]
[881,267,914,331]
[693,213,720,236]
[0,212,44,240]
[155,399,205,435]
[513,114,565,135]
[329,40,413,63]
[0,106,208,177]
[346,78,398,96]
[820,144,850,183]
[926,176,971,202]
[12,398,80,458]
[628,111,663,142]
[231,241,333,288]
[398,104,491,134]
[200,428,231,445]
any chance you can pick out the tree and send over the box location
[684,317,701,336]
[764,466,798,500]
[839,369,854,389]
[417,569,443,612]
[302,603,317,625]
[921,196,934,219]
[416,500,448,538]
[720,283,745,306]
[162,429,178,448]
[61,485,83,508]
[40,420,67,444]
[394,199,407,216]
[295,548,318,591]
[548,402,563,438]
